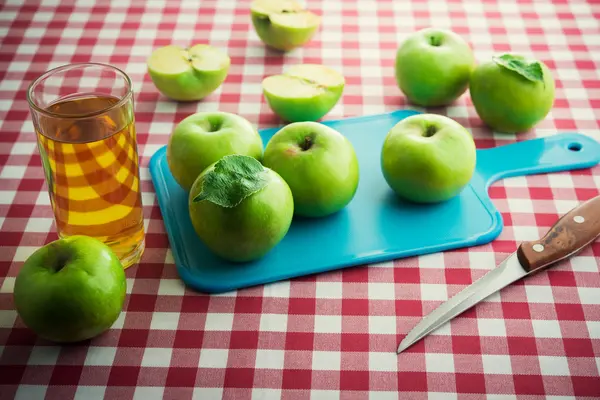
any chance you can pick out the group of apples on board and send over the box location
[147,0,556,264]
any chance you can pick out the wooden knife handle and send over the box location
[517,194,600,273]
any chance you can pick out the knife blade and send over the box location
[397,194,600,354]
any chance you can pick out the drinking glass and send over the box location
[27,63,145,268]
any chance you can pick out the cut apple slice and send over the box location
[269,11,320,30]
[147,44,230,101]
[262,64,345,122]
[286,64,346,89]
[263,75,323,99]
[148,44,229,75]
[250,0,320,51]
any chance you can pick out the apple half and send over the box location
[262,64,345,122]
[147,44,230,101]
[250,0,320,51]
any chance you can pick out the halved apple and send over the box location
[147,44,230,101]
[250,0,320,51]
[262,64,345,122]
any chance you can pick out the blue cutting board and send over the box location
[149,109,600,293]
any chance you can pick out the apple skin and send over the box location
[167,112,264,192]
[395,28,475,107]
[13,235,126,343]
[188,163,294,263]
[381,114,476,203]
[147,45,230,102]
[469,56,555,133]
[262,121,359,217]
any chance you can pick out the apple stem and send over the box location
[425,125,437,137]
[49,244,70,272]
[300,136,313,151]
[428,35,442,47]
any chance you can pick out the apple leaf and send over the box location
[492,54,544,83]
[192,155,268,208]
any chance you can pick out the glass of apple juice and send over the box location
[26,63,145,268]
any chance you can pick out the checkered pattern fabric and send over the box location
[1,0,599,399]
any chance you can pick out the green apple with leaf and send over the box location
[147,44,230,101]
[262,121,359,217]
[381,113,476,203]
[469,53,555,133]
[395,28,475,107]
[13,235,126,343]
[167,111,264,192]
[189,154,294,262]
[262,64,345,122]
[251,0,320,51]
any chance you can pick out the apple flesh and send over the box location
[469,54,555,133]
[189,155,294,262]
[381,114,476,203]
[167,111,264,192]
[395,28,475,107]
[262,121,359,217]
[262,64,345,122]
[147,44,230,101]
[251,0,320,51]
[13,235,126,343]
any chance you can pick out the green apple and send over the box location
[189,154,294,262]
[167,111,264,192]
[381,113,476,203]
[469,53,555,133]
[262,64,345,122]
[13,235,126,343]
[395,28,475,107]
[147,44,230,101]
[262,121,359,217]
[251,0,320,51]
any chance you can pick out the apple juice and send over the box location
[34,94,145,267]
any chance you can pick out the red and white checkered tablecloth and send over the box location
[1,0,600,399]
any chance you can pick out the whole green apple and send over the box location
[469,53,555,133]
[381,113,476,203]
[147,44,230,101]
[395,28,475,107]
[262,121,359,217]
[262,64,345,122]
[13,235,126,343]
[189,154,294,262]
[251,0,320,52]
[167,111,264,192]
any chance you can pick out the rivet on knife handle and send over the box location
[517,194,600,273]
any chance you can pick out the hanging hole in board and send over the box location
[568,142,582,152]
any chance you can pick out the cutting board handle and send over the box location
[476,132,600,188]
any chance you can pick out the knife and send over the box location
[397,194,600,354]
